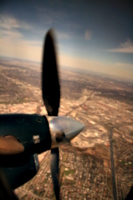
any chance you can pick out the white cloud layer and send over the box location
[0,29,22,39]
[0,15,31,30]
[107,39,133,53]
[0,15,43,61]
[57,32,70,39]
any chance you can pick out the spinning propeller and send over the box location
[42,30,60,199]
[42,30,84,199]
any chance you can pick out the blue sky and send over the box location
[0,0,133,81]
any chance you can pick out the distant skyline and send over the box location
[0,0,133,81]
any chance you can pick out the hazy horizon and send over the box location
[1,55,133,84]
[0,0,133,81]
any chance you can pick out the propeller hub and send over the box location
[47,116,85,149]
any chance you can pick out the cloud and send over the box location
[0,37,42,61]
[115,62,133,69]
[57,32,70,40]
[0,29,22,39]
[0,15,31,30]
[0,15,33,41]
[0,15,43,59]
[0,15,42,61]
[85,30,92,40]
[107,39,133,53]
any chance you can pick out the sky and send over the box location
[0,0,133,81]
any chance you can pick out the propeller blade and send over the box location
[51,148,60,200]
[42,29,60,199]
[42,29,60,116]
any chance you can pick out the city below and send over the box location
[0,58,133,199]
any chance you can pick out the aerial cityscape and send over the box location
[0,58,133,199]
[0,0,132,199]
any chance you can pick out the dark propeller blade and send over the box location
[51,148,60,199]
[42,29,60,199]
[42,29,60,116]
